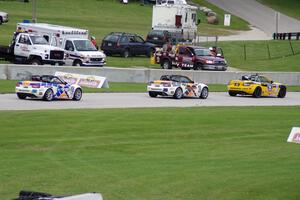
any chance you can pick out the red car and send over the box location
[155,45,227,71]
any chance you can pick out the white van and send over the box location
[17,23,106,66]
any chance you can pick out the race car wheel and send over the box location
[173,88,183,99]
[17,93,27,99]
[228,91,237,96]
[43,89,53,101]
[73,88,82,101]
[73,60,82,66]
[200,87,209,99]
[149,91,158,98]
[277,86,286,98]
[162,59,172,69]
[252,87,262,98]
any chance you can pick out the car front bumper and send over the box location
[202,64,227,71]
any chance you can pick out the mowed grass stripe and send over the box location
[0,107,300,200]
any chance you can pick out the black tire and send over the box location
[29,58,42,65]
[277,86,286,98]
[17,93,27,99]
[200,87,209,99]
[43,89,53,101]
[0,17,2,25]
[193,63,203,70]
[104,51,111,56]
[228,91,237,96]
[72,88,82,101]
[149,91,158,98]
[161,59,172,69]
[123,49,130,58]
[252,87,262,98]
[173,88,183,99]
[73,60,82,66]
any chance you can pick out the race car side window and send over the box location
[171,76,180,82]
[180,76,193,83]
[51,77,63,84]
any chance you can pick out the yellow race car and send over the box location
[227,74,286,98]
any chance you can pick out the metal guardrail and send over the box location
[273,32,300,40]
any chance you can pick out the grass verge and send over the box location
[0,107,300,200]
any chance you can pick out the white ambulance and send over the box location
[17,23,106,67]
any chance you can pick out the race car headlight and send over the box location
[162,83,171,87]
[206,60,214,64]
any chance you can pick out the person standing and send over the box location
[90,36,98,50]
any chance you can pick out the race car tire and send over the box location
[161,59,172,69]
[252,87,262,98]
[29,58,42,65]
[148,91,158,98]
[17,93,27,99]
[228,91,237,96]
[123,49,130,58]
[200,87,209,99]
[277,86,286,98]
[73,60,82,66]
[73,88,82,101]
[43,89,53,101]
[173,88,183,99]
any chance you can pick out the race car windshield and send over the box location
[30,36,49,45]
[74,40,97,51]
[194,49,212,56]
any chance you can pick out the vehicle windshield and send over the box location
[194,48,212,56]
[30,36,49,45]
[74,40,97,51]
[149,30,164,37]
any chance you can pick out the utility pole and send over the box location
[275,12,279,34]
[32,0,37,23]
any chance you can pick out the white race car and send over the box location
[147,75,209,99]
[12,191,103,200]
[15,75,82,101]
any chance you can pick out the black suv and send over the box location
[101,32,155,58]
[146,30,171,47]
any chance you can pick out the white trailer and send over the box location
[17,23,106,66]
[152,3,198,41]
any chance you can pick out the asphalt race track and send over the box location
[0,92,300,111]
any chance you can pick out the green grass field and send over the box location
[0,0,248,44]
[257,0,300,20]
[0,107,300,200]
